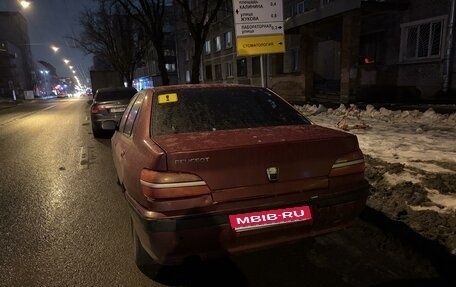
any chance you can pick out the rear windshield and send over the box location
[95,89,136,101]
[152,87,310,136]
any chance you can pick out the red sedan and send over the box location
[111,84,368,269]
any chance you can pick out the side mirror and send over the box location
[101,120,118,131]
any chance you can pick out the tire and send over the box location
[92,127,102,138]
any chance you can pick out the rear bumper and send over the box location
[90,113,122,130]
[127,187,368,265]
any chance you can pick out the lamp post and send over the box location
[40,70,49,96]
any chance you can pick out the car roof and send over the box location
[96,87,137,93]
[145,84,258,94]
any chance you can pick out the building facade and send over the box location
[133,0,178,87]
[0,11,34,100]
[172,0,456,103]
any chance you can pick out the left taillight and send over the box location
[329,150,365,177]
[140,169,211,201]
[91,104,106,113]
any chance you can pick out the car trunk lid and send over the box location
[152,125,359,202]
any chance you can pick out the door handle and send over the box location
[120,150,126,158]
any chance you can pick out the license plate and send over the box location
[110,107,126,113]
[229,206,312,232]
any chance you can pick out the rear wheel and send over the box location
[92,127,102,138]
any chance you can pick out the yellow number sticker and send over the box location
[158,93,178,104]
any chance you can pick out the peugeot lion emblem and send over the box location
[266,167,279,182]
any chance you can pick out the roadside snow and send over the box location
[296,104,456,253]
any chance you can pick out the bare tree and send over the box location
[110,0,170,85]
[175,0,225,84]
[76,0,149,86]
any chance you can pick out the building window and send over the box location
[205,40,211,54]
[215,36,222,52]
[360,32,385,64]
[215,64,222,80]
[291,49,299,72]
[185,49,190,61]
[205,64,213,80]
[321,0,335,6]
[252,56,261,75]
[225,62,233,77]
[237,58,247,77]
[400,16,445,61]
[164,49,175,56]
[165,63,176,72]
[292,1,312,16]
[225,31,233,49]
[186,70,191,83]
[221,0,233,17]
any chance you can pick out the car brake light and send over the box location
[329,150,365,177]
[140,169,210,201]
[91,105,106,113]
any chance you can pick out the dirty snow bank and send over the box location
[296,104,456,254]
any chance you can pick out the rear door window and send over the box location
[123,93,145,136]
[118,93,139,133]
[151,87,310,136]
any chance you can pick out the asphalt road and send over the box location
[0,99,454,287]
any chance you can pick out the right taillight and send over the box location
[329,150,365,177]
[140,169,211,201]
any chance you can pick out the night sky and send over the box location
[0,0,97,84]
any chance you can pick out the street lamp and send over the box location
[18,1,31,9]
[63,59,70,64]
[50,45,60,53]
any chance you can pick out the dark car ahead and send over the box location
[110,84,368,269]
[90,87,137,137]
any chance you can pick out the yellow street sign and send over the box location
[236,34,285,56]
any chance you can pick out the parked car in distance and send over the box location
[110,84,368,270]
[90,87,137,137]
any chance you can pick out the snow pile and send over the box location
[296,104,456,254]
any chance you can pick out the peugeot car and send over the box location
[110,84,368,269]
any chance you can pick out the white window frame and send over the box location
[165,63,176,72]
[292,1,308,16]
[400,16,446,62]
[225,31,233,49]
[185,70,191,83]
[204,40,211,54]
[225,62,233,78]
[215,36,222,52]
[185,49,190,61]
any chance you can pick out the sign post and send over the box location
[233,0,285,87]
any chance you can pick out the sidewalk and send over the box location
[0,96,57,111]
[0,99,21,111]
